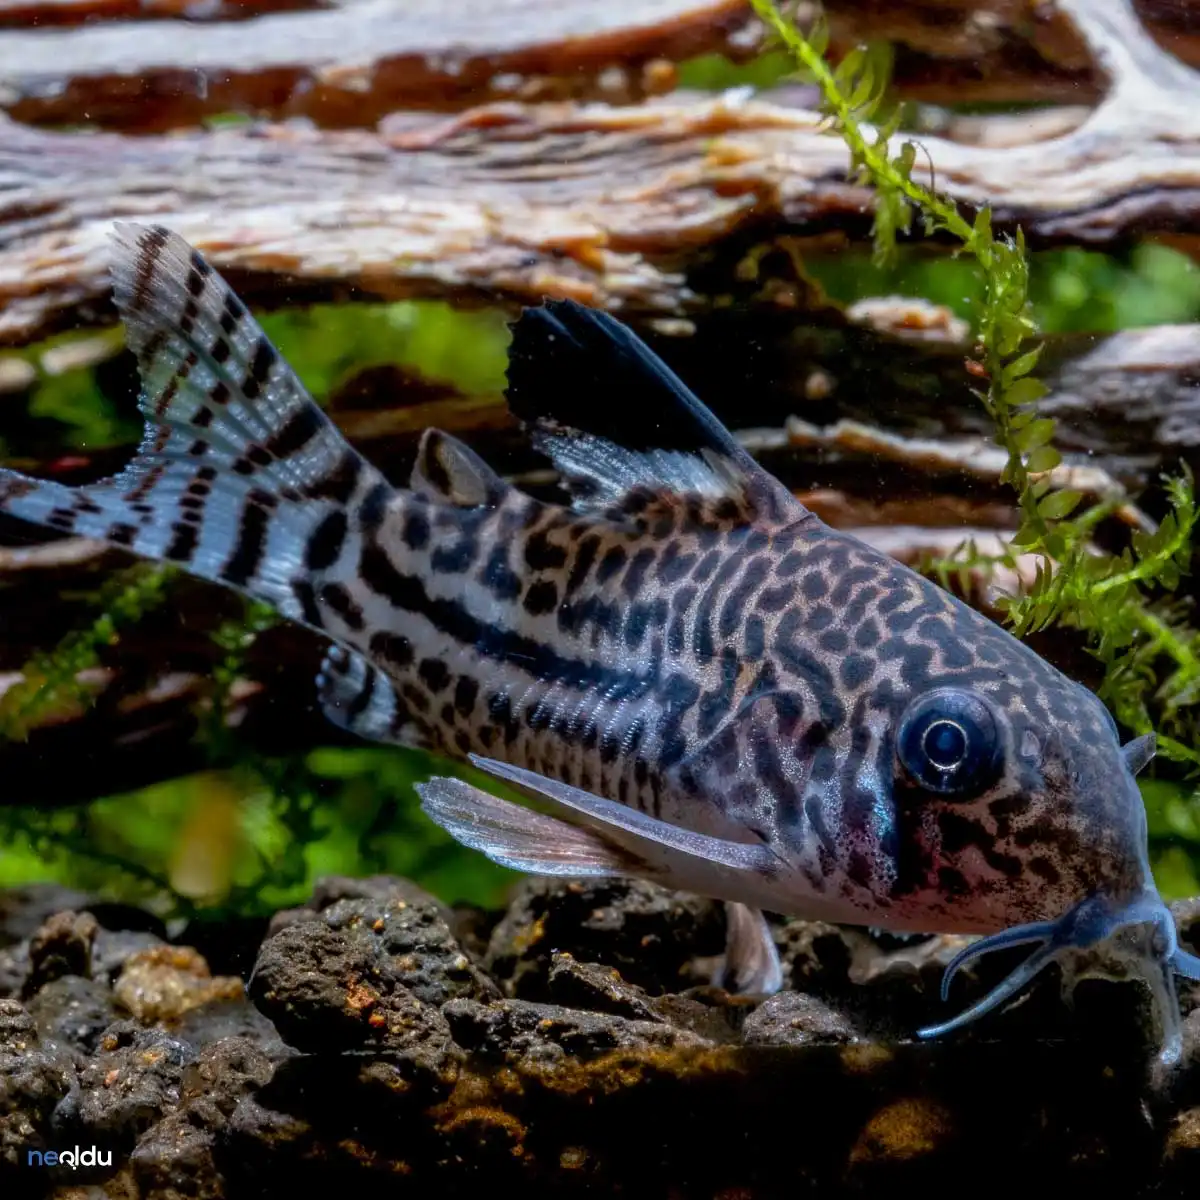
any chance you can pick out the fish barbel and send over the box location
[1,223,1197,1059]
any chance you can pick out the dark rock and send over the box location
[1173,896,1200,948]
[1163,1106,1200,1189]
[442,997,711,1067]
[72,1023,196,1149]
[0,874,1196,1197]
[266,874,456,939]
[741,991,861,1047]
[170,998,291,1058]
[0,942,28,999]
[0,998,38,1051]
[224,1096,316,1189]
[319,895,498,1006]
[251,893,496,1045]
[546,951,750,1041]
[546,951,666,1022]
[130,1113,222,1200]
[129,1036,279,1200]
[0,999,76,1171]
[549,950,753,1046]
[649,987,757,1043]
[484,877,724,999]
[23,910,98,997]
[775,918,867,996]
[449,901,504,963]
[27,975,120,1054]
[248,910,464,1094]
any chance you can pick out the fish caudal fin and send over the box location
[0,223,389,627]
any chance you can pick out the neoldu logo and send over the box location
[26,1146,114,1168]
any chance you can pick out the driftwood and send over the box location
[0,0,317,28]
[3,303,1194,501]
[821,0,1200,105]
[3,0,1200,127]
[0,0,754,130]
[3,1,1200,348]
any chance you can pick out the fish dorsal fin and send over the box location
[410,428,505,508]
[504,299,804,526]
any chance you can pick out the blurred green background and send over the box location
[3,49,1200,920]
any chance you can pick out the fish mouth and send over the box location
[916,889,1200,1066]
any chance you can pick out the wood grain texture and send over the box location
[0,0,753,129]
[4,75,1200,347]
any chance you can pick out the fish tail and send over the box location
[0,223,390,627]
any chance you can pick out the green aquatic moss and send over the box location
[0,564,173,742]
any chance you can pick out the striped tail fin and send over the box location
[0,223,390,629]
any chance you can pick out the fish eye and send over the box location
[897,688,1003,798]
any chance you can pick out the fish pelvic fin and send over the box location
[718,902,784,996]
[0,223,392,630]
[316,644,434,750]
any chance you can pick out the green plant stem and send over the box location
[749,0,974,244]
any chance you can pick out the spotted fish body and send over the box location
[2,223,1197,1057]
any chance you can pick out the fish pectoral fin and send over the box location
[718,902,784,996]
[415,775,651,877]
[464,755,779,877]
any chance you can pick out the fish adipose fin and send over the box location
[505,299,805,527]
[0,223,388,630]
[410,427,506,509]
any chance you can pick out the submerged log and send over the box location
[3,1,1200,345]
[0,0,754,130]
[0,0,316,28]
[3,0,1200,125]
[822,0,1200,105]
[0,0,1197,803]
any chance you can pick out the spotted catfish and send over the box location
[2,223,1196,1059]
